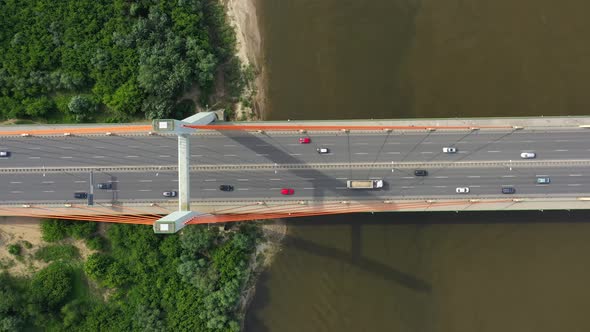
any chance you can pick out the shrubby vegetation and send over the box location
[0,0,249,123]
[1,222,261,331]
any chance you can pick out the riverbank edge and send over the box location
[224,0,268,121]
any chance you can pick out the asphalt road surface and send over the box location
[1,128,590,202]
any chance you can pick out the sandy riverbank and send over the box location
[224,0,268,120]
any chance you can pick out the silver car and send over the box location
[443,147,457,153]
[520,152,536,159]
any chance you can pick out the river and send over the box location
[245,1,590,331]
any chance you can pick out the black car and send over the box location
[97,183,112,189]
[74,192,88,199]
[219,185,234,192]
[501,187,516,194]
[414,169,428,176]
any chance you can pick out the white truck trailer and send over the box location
[346,180,384,189]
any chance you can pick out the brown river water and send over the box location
[245,1,590,331]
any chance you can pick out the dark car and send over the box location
[74,192,88,199]
[97,183,112,189]
[163,191,177,197]
[414,170,428,176]
[501,187,516,194]
[219,185,234,192]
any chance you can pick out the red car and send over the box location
[299,137,311,144]
[281,188,294,195]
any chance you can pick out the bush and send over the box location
[7,244,21,256]
[40,219,69,242]
[21,241,32,249]
[35,244,80,262]
[85,236,105,251]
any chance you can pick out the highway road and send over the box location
[1,166,590,203]
[0,129,589,168]
[1,128,590,203]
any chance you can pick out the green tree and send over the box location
[40,219,69,242]
[85,235,105,251]
[7,244,20,256]
[68,221,97,239]
[84,253,113,281]
[67,95,96,122]
[29,262,73,310]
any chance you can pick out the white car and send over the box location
[443,147,457,153]
[317,148,329,154]
[456,187,470,194]
[0,151,10,157]
[520,152,536,159]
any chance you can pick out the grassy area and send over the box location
[35,244,80,262]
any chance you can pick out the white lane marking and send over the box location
[108,180,119,183]
[75,181,87,183]
[435,176,448,179]
[224,144,236,147]
[138,189,152,192]
[422,142,433,144]
[269,178,281,181]
[60,156,73,159]
[568,184,582,186]
[289,153,301,156]
[555,140,572,142]
[336,187,347,189]
[237,179,249,181]
[522,140,534,143]
[159,155,171,158]
[287,143,299,146]
[93,156,105,158]
[30,147,41,150]
[223,154,237,157]
[336,177,347,180]
[387,152,400,154]
[204,189,216,191]
[487,150,501,153]
[467,176,481,178]
[302,178,315,180]
[369,177,381,180]
[28,157,40,159]
[256,154,269,156]
[471,185,481,188]
[270,188,281,190]
[191,155,203,157]
[43,190,55,193]
[171,180,178,182]
[402,176,413,179]
[127,155,139,158]
[536,175,549,177]
[402,186,414,189]
[569,174,582,177]
[354,152,368,155]
[159,146,169,148]
[42,181,54,184]
[96,146,106,149]
[355,143,369,145]
[458,151,469,154]
[304,187,315,190]
[502,175,516,178]
[535,184,549,187]
[10,191,23,193]
[139,180,153,183]
[323,143,335,146]
[256,144,269,147]
[129,146,140,148]
[434,186,447,188]
[555,149,568,152]
[205,179,217,182]
[420,151,433,154]
[237,188,249,191]
[10,181,22,184]
[387,142,400,145]
[61,146,74,149]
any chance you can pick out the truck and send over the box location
[346,180,383,189]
